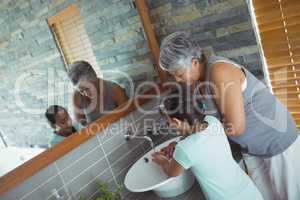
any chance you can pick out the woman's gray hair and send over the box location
[68,60,98,85]
[159,31,203,71]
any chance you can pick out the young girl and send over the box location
[45,105,81,146]
[151,114,263,200]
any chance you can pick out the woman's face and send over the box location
[169,59,203,86]
[75,79,98,99]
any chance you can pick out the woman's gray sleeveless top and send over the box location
[196,55,298,157]
[80,80,118,124]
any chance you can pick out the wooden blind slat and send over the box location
[259,15,300,33]
[273,88,300,96]
[267,57,300,68]
[268,63,299,70]
[256,16,283,26]
[267,57,293,68]
[261,42,289,51]
[269,69,300,75]
[269,64,300,73]
[288,108,300,113]
[260,29,286,42]
[270,71,300,81]
[293,55,300,64]
[285,15,300,26]
[269,47,300,56]
[287,24,300,36]
[281,0,300,5]
[274,93,300,100]
[292,49,300,59]
[256,9,282,22]
[287,103,300,109]
[258,20,284,33]
[288,107,300,113]
[274,94,300,101]
[272,84,300,90]
[295,117,300,121]
[256,3,300,35]
[274,89,300,95]
[281,2,300,13]
[278,97,300,104]
[292,113,300,119]
[255,4,281,17]
[270,75,300,82]
[264,49,290,59]
[289,38,300,47]
[271,76,300,83]
[290,112,300,117]
[253,0,279,10]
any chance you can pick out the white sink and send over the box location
[124,136,195,198]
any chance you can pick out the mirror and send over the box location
[0,1,160,177]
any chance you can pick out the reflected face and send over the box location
[169,59,202,86]
[55,109,72,130]
[74,79,98,99]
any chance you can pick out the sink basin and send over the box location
[124,136,195,198]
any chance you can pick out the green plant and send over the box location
[80,181,123,200]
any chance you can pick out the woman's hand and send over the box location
[169,118,192,136]
[160,142,177,159]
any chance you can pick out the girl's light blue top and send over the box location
[50,123,81,147]
[173,115,263,200]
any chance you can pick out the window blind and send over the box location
[253,0,300,130]
[48,4,99,71]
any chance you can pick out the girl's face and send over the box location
[169,58,204,86]
[55,109,72,130]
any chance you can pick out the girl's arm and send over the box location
[152,152,184,177]
[210,62,246,136]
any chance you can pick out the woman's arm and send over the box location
[72,91,87,126]
[112,84,129,106]
[210,62,246,136]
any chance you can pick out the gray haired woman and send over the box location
[159,31,300,200]
[68,61,128,126]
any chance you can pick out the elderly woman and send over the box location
[68,61,128,126]
[159,31,300,200]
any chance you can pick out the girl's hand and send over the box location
[152,152,184,177]
[151,152,169,168]
[160,142,177,159]
[169,118,192,136]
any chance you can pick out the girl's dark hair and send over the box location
[45,105,66,124]
[163,84,204,125]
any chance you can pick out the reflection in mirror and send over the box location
[67,60,129,126]
[0,1,159,178]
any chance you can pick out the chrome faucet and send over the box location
[124,132,156,152]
